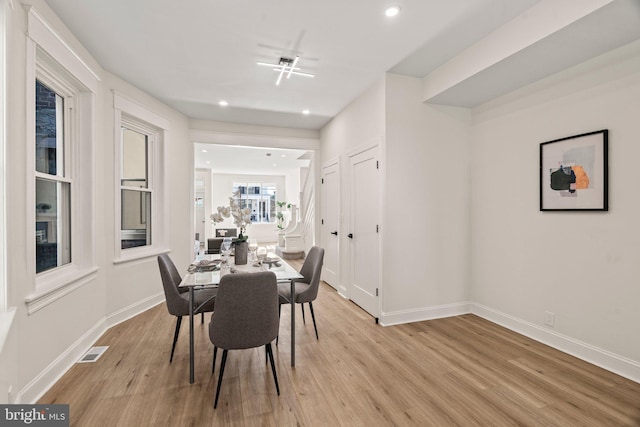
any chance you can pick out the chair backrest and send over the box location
[297,246,325,302]
[209,271,279,350]
[207,238,223,254]
[157,254,188,316]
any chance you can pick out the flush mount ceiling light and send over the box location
[385,5,401,17]
[218,100,229,107]
[257,56,315,86]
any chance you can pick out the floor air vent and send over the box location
[78,346,108,363]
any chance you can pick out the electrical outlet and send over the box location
[544,311,555,327]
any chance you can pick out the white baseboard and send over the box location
[16,318,106,404]
[17,293,165,404]
[378,300,640,383]
[380,301,473,326]
[105,292,164,329]
[471,303,640,384]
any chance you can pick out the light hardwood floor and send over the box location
[39,262,640,426]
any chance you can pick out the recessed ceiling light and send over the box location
[281,154,287,158]
[202,149,208,153]
[302,109,310,115]
[219,100,229,107]
[206,161,211,164]
[385,5,401,17]
[272,163,277,167]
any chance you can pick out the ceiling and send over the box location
[194,143,310,175]
[44,0,545,130]
[44,0,640,171]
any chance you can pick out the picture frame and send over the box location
[540,129,608,211]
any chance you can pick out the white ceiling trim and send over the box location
[190,130,320,151]
[26,5,101,91]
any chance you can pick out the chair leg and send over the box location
[170,316,182,363]
[309,301,318,340]
[213,349,228,409]
[301,303,306,324]
[276,305,281,346]
[201,312,204,324]
[266,343,280,396]
[212,346,218,374]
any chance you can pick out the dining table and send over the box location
[179,252,304,384]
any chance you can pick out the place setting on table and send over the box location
[180,240,303,384]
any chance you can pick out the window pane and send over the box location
[263,184,276,223]
[122,128,148,188]
[121,189,151,249]
[231,182,276,224]
[36,178,71,273]
[35,80,64,176]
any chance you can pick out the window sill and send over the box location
[26,266,99,314]
[113,246,169,265]
[0,307,17,354]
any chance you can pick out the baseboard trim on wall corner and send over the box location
[471,303,640,384]
[17,318,107,404]
[17,293,165,404]
[105,293,164,329]
[379,301,473,326]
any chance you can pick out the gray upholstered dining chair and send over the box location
[209,271,280,409]
[157,253,217,363]
[278,246,324,340]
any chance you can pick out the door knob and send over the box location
[348,233,353,239]
[330,231,338,236]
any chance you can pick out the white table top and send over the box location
[179,253,303,288]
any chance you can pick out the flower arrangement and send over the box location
[210,189,252,242]
[275,201,291,230]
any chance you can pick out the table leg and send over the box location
[189,286,195,384]
[290,279,295,367]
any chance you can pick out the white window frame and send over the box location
[113,93,168,264]
[24,6,99,314]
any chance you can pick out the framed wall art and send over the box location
[540,129,608,211]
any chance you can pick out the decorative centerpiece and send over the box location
[210,189,252,264]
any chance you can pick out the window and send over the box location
[35,80,71,273]
[113,93,168,262]
[25,6,99,313]
[233,182,276,223]
[120,125,152,249]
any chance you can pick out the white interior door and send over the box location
[349,146,379,319]
[321,160,340,289]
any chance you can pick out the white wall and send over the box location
[471,40,640,369]
[6,0,105,402]
[101,71,193,317]
[320,78,386,295]
[383,74,472,318]
[320,74,472,319]
[4,0,194,403]
[320,42,640,381]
